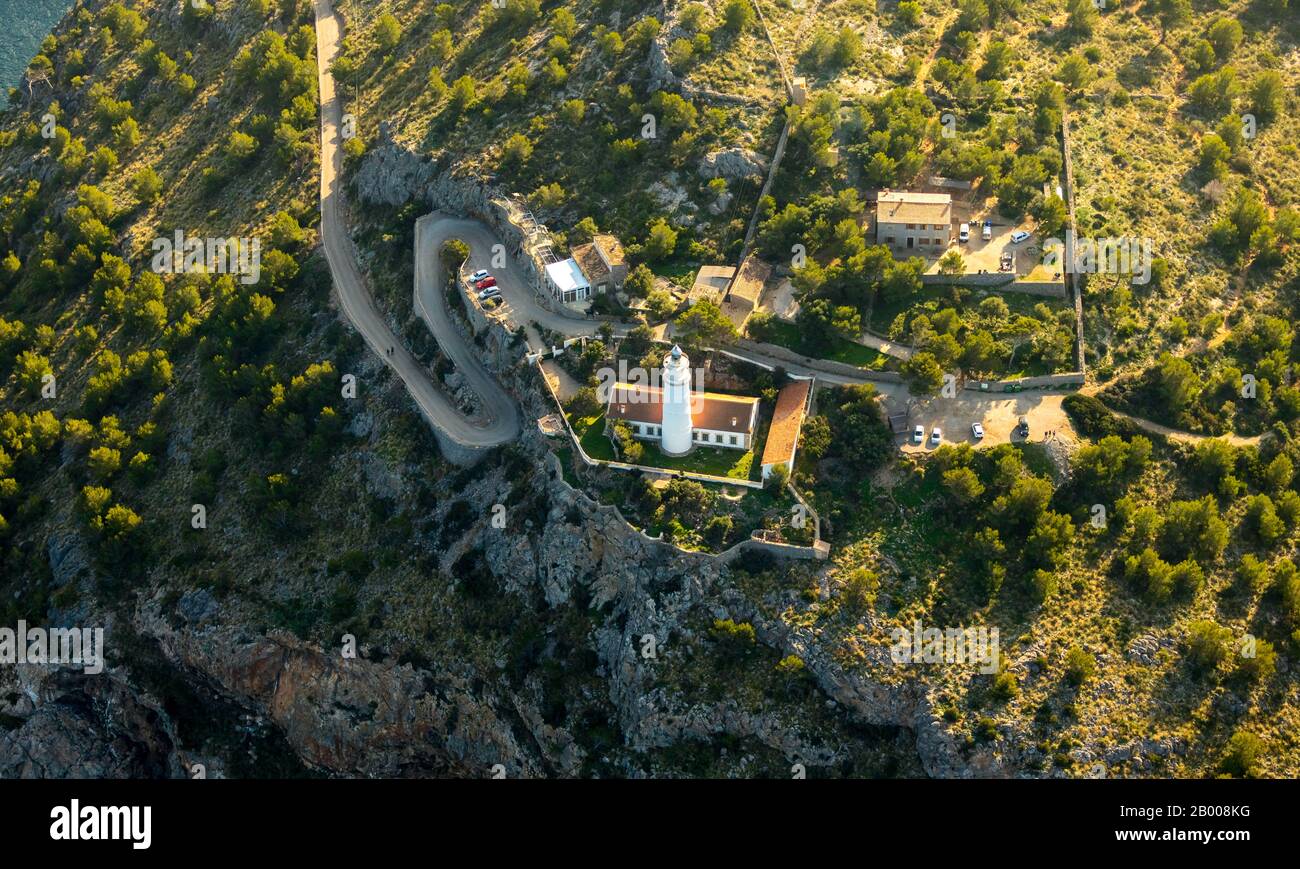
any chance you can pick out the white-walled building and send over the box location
[605,346,759,454]
[660,344,695,455]
[544,258,591,303]
[760,379,812,480]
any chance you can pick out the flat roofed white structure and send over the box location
[545,258,591,303]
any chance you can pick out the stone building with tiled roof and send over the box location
[760,379,812,480]
[605,384,759,451]
[688,255,771,331]
[875,191,952,251]
[570,233,628,296]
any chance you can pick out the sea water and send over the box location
[0,0,74,93]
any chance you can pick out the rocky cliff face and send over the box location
[352,126,435,207]
[146,623,542,777]
[0,662,181,778]
[0,144,1000,781]
[6,394,991,776]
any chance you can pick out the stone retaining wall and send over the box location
[964,371,1085,391]
[1005,280,1068,298]
[920,273,1015,287]
[920,273,1067,297]
[731,338,906,384]
[1061,107,1088,376]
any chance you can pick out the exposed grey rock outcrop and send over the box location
[353,139,435,207]
[699,148,767,181]
[146,621,550,777]
[46,532,91,588]
[0,664,183,778]
[647,36,679,92]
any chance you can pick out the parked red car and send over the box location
[474,276,497,291]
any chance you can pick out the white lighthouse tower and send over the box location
[660,345,695,456]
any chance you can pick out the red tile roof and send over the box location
[605,383,758,434]
[761,379,812,467]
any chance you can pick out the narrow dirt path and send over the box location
[1104,407,1265,447]
[1077,380,1266,446]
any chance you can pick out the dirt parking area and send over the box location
[947,219,1038,276]
[896,390,1078,454]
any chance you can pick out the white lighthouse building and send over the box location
[604,344,760,456]
[659,345,695,456]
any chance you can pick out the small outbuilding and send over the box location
[760,379,813,481]
[570,234,628,296]
[544,258,591,303]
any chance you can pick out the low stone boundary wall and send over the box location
[720,536,830,563]
[1005,280,1068,298]
[964,371,1085,392]
[730,338,906,384]
[920,274,1067,297]
[1061,107,1088,376]
[547,452,827,562]
[535,359,828,560]
[921,273,1014,287]
[596,456,764,491]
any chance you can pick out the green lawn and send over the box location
[570,410,767,481]
[570,413,616,461]
[823,338,892,369]
[636,441,757,480]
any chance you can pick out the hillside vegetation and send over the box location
[2,0,1298,778]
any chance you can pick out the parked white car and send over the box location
[981,220,993,241]
[959,223,970,243]
[468,269,490,283]
[912,425,925,444]
[929,427,942,447]
[1010,230,1031,244]
[477,287,501,301]
[971,422,984,440]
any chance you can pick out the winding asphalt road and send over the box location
[313,0,518,450]
[414,214,588,342]
[422,210,922,397]
[309,0,926,448]
[315,1,1215,456]
[419,218,905,391]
